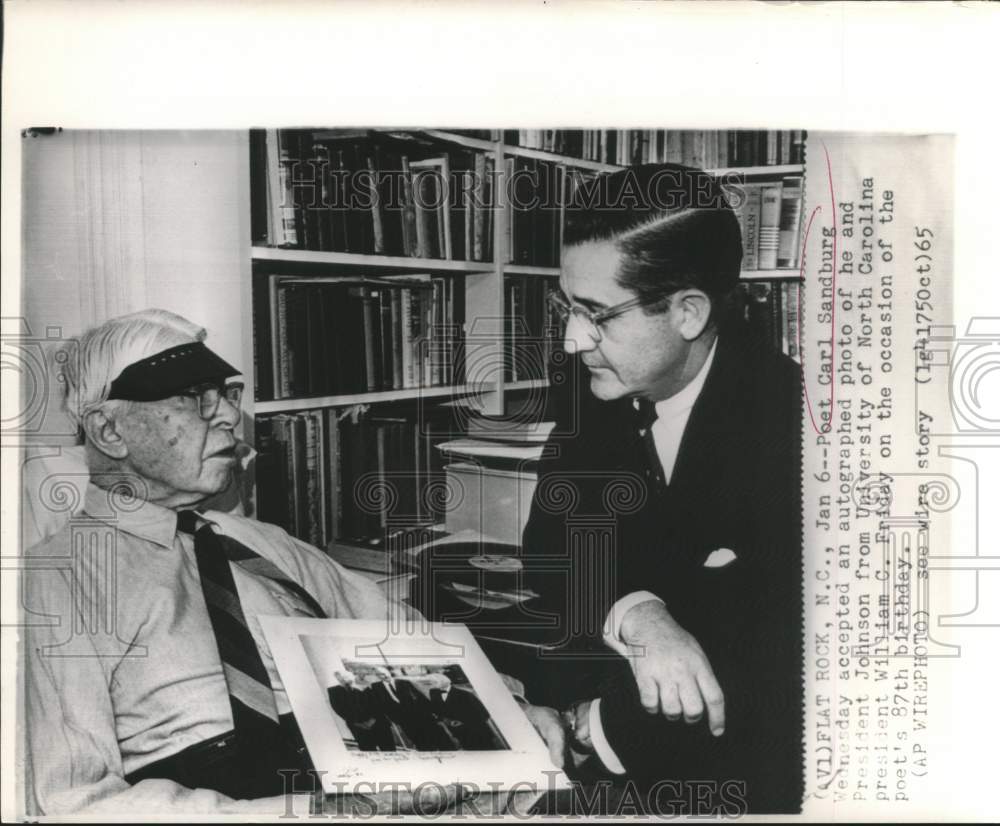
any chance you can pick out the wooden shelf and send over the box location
[252,248,566,277]
[394,129,622,172]
[504,379,550,392]
[312,127,801,177]
[254,383,495,414]
[251,247,496,274]
[504,264,560,276]
[405,128,500,153]
[740,269,804,281]
[710,164,805,178]
[500,143,621,172]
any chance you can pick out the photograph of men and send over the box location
[519,163,803,815]
[326,663,508,752]
[326,667,399,751]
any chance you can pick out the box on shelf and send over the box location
[443,461,537,545]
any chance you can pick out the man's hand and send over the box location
[318,783,466,816]
[619,600,725,736]
[519,702,566,768]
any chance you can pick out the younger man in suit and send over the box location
[521,164,803,814]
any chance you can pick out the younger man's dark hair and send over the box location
[563,163,744,328]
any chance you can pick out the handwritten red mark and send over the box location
[799,142,837,435]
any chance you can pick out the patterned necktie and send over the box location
[636,398,666,488]
[176,510,327,731]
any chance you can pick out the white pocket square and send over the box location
[704,548,737,568]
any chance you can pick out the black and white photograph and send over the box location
[3,2,999,822]
[259,617,562,793]
[299,639,510,753]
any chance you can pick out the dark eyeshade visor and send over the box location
[106,341,240,402]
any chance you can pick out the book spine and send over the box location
[311,142,334,252]
[779,130,792,165]
[770,282,783,352]
[483,155,495,262]
[421,286,433,386]
[790,130,806,164]
[740,184,762,271]
[665,131,682,163]
[473,153,486,261]
[433,170,446,259]
[366,151,386,254]
[379,288,395,391]
[400,288,414,388]
[249,130,270,245]
[680,131,696,167]
[757,184,783,270]
[253,416,280,526]
[766,131,779,166]
[438,156,453,260]
[779,283,790,356]
[252,274,274,402]
[504,157,515,264]
[413,170,431,259]
[302,411,322,547]
[325,408,342,543]
[272,416,294,535]
[786,281,801,361]
[362,288,379,392]
[296,133,320,251]
[304,286,326,396]
[400,156,418,257]
[430,278,443,386]
[287,415,306,540]
[777,176,804,268]
[463,170,473,263]
[285,285,310,397]
[263,130,283,245]
[277,131,301,247]
[276,284,291,398]
[390,289,404,389]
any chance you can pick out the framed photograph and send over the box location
[259,617,567,792]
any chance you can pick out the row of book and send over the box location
[741,280,802,362]
[251,130,561,267]
[255,406,450,550]
[731,176,804,271]
[505,276,564,382]
[448,129,807,168]
[252,273,464,401]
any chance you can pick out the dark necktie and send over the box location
[175,510,327,730]
[636,398,666,488]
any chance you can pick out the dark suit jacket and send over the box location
[327,684,397,751]
[519,328,803,814]
[374,680,459,751]
[433,685,507,750]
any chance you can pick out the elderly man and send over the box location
[520,164,803,815]
[22,309,561,816]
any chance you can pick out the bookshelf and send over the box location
[244,127,807,554]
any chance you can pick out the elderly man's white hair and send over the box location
[64,308,205,428]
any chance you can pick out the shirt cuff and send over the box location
[602,591,664,655]
[588,699,627,775]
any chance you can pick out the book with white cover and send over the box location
[436,439,545,462]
